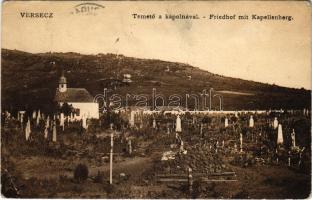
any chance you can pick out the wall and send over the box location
[69,102,99,119]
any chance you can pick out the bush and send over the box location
[73,164,89,183]
[202,116,211,124]
[100,111,128,130]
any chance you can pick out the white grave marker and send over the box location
[240,133,243,152]
[273,117,278,129]
[249,115,254,128]
[224,117,228,128]
[175,115,182,132]
[25,119,31,141]
[277,124,283,145]
[52,122,57,142]
[291,129,296,147]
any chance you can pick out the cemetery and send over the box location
[1,3,311,198]
[1,108,311,198]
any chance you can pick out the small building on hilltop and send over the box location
[54,73,99,119]
[123,74,132,83]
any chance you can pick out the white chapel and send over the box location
[54,73,99,119]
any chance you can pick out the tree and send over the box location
[60,102,74,116]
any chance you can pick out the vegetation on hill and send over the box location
[1,49,310,112]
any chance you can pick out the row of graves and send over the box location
[2,111,85,167]
[1,109,139,165]
[1,108,310,197]
[118,109,310,170]
[2,109,310,169]
[122,109,310,198]
[2,109,145,197]
[12,110,88,142]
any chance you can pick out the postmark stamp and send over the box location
[71,3,105,16]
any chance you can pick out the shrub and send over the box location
[202,116,211,124]
[73,164,89,183]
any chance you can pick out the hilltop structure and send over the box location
[122,74,132,83]
[54,72,99,119]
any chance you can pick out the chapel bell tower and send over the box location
[58,71,67,92]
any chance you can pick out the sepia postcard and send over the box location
[1,0,311,198]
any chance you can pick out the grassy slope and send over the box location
[1,48,310,111]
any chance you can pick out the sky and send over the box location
[2,1,311,89]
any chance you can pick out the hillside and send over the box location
[1,48,310,112]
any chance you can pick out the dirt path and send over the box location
[13,155,153,181]
[88,156,153,179]
[12,137,158,181]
